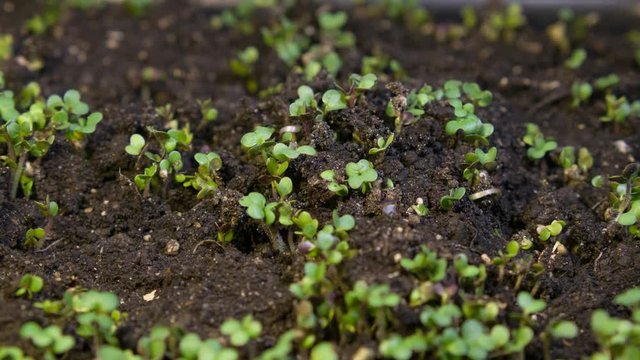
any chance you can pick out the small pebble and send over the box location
[84,207,93,214]
[143,234,152,242]
[165,239,180,255]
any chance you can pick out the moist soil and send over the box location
[1,1,639,359]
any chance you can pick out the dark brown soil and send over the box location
[1,1,639,359]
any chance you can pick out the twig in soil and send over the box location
[469,188,501,201]
[193,239,225,254]
[34,239,63,253]
[526,90,570,116]
[593,250,604,273]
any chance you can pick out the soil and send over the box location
[1,1,639,359]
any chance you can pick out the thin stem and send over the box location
[10,151,26,199]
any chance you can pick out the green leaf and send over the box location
[322,90,347,112]
[310,342,338,360]
[614,287,640,307]
[517,292,546,315]
[550,321,578,339]
[125,134,146,155]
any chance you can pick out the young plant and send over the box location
[175,152,223,199]
[481,3,526,42]
[220,315,262,346]
[440,187,466,210]
[564,48,587,69]
[400,245,447,282]
[345,159,378,193]
[240,126,316,177]
[320,170,349,197]
[15,274,43,299]
[463,147,497,187]
[289,85,319,118]
[536,220,566,241]
[590,287,640,359]
[523,123,557,160]
[557,146,593,182]
[35,196,59,234]
[410,198,428,217]
[196,99,218,130]
[369,134,394,156]
[594,74,620,91]
[571,81,592,107]
[24,227,46,249]
[20,322,75,360]
[600,94,640,123]
[445,99,494,145]
[0,34,12,62]
[230,46,259,92]
[491,240,520,282]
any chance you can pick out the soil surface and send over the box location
[1,1,639,359]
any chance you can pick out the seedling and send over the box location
[386,84,441,132]
[320,170,349,196]
[517,291,547,318]
[196,99,218,129]
[289,85,318,117]
[523,123,557,160]
[594,74,620,91]
[345,159,378,193]
[600,94,640,123]
[400,245,447,282]
[35,196,59,234]
[570,81,592,107]
[241,126,316,177]
[1,88,102,198]
[536,220,566,241]
[178,332,237,360]
[463,147,497,186]
[410,198,428,217]
[0,34,12,61]
[368,134,394,156]
[445,99,494,144]
[175,152,223,199]
[564,48,586,69]
[440,187,466,210]
[211,0,258,35]
[481,3,526,42]
[230,46,259,92]
[24,228,46,249]
[15,274,43,299]
[346,73,377,107]
[558,146,593,182]
[541,320,578,360]
[462,82,493,107]
[293,211,319,240]
[221,315,262,346]
[261,17,309,68]
[20,322,75,360]
[492,240,519,282]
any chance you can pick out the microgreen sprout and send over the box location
[400,245,446,282]
[289,85,318,117]
[523,123,557,160]
[211,0,258,35]
[1,87,102,198]
[175,152,223,199]
[463,147,497,186]
[481,3,526,42]
[24,228,46,249]
[261,17,309,68]
[440,187,466,210]
[557,146,593,182]
[536,220,566,241]
[564,48,587,69]
[345,159,378,193]
[445,99,494,144]
[600,94,640,123]
[570,81,592,107]
[594,74,620,91]
[368,133,394,156]
[462,82,493,107]
[15,274,43,299]
[410,198,428,217]
[491,240,519,282]
[35,195,59,233]
[196,99,218,129]
[230,46,259,92]
[220,315,262,346]
[0,34,12,62]
[20,322,75,359]
[320,170,349,196]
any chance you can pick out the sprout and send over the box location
[0,34,12,62]
[594,74,620,91]
[239,192,277,225]
[230,46,259,92]
[481,3,526,42]
[600,94,640,123]
[440,187,466,210]
[320,170,349,196]
[462,82,493,107]
[411,198,428,217]
[445,99,494,144]
[536,220,566,241]
[125,134,146,155]
[15,274,43,299]
[24,227,46,249]
[369,134,394,155]
[517,291,547,316]
[196,99,218,128]
[176,152,223,199]
[463,147,497,186]
[523,123,557,160]
[345,159,378,193]
[401,245,446,282]
[570,81,592,107]
[322,89,347,113]
[220,315,262,347]
[564,48,587,69]
[20,322,75,359]
[289,86,317,117]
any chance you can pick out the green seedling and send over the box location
[618,201,640,226]
[410,198,428,217]
[341,281,400,337]
[310,342,338,360]
[0,34,12,61]
[541,320,578,360]
[517,291,547,318]
[15,274,43,299]
[594,74,620,91]
[463,147,497,186]
[176,152,223,199]
[221,315,262,346]
[97,346,141,360]
[571,81,592,107]
[0,70,5,89]
[369,134,394,155]
[241,126,316,177]
[230,46,259,92]
[523,123,557,160]
[462,82,493,107]
[20,322,75,360]
[24,228,46,249]
[400,245,447,282]
[461,5,478,29]
[492,240,519,282]
[361,55,405,81]
[345,159,378,193]
[35,195,59,234]
[289,85,318,117]
[558,146,593,182]
[196,99,218,129]
[346,73,377,107]
[440,187,466,210]
[293,211,319,240]
[178,332,238,360]
[600,94,640,123]
[124,0,152,16]
[73,290,122,346]
[379,332,428,360]
[386,84,441,132]
[536,220,566,241]
[445,99,494,144]
[211,0,259,35]
[1,88,102,198]
[261,17,310,68]
[481,3,526,42]
[320,170,349,196]
[608,164,640,230]
[565,48,587,69]
[0,346,33,360]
